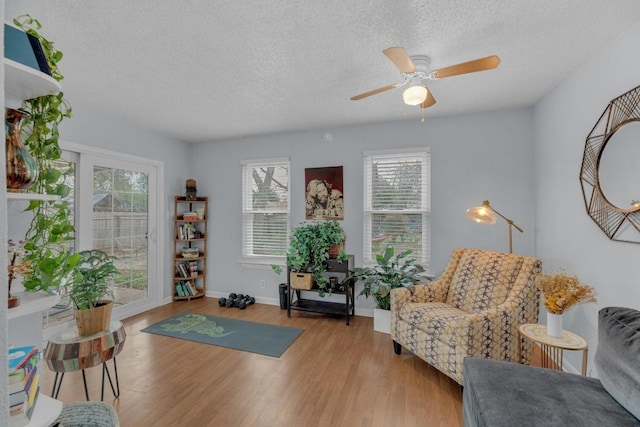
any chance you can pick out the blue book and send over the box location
[8,346,37,372]
[4,24,51,75]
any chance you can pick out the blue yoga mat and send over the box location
[142,312,303,357]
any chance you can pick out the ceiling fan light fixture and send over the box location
[402,85,427,106]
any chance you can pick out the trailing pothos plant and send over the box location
[13,15,81,292]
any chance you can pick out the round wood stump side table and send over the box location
[44,320,126,401]
[518,323,588,375]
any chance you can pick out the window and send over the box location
[363,148,430,268]
[242,158,290,259]
[42,154,77,329]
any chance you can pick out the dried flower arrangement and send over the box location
[8,240,30,289]
[8,239,30,307]
[537,270,597,315]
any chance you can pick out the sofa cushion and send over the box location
[446,249,522,313]
[463,358,640,427]
[398,302,468,347]
[595,307,640,421]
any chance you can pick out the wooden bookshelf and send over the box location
[172,196,208,301]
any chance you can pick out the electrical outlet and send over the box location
[260,280,265,288]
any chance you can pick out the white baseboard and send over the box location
[204,291,376,318]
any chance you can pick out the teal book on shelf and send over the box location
[4,24,51,75]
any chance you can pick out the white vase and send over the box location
[547,312,563,338]
[373,307,391,334]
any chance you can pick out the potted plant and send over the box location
[273,220,346,296]
[66,250,118,336]
[348,246,426,333]
[12,15,77,294]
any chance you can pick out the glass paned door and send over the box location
[42,148,163,339]
[78,153,161,321]
[93,166,150,307]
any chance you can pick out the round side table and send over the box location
[44,320,126,401]
[518,323,588,375]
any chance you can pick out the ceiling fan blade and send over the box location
[432,55,500,79]
[350,84,397,101]
[383,47,416,73]
[421,88,436,109]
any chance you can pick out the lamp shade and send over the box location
[402,85,428,106]
[466,201,497,224]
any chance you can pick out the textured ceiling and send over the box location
[7,1,640,143]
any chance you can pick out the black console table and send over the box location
[287,255,355,325]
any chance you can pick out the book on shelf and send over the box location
[183,212,198,220]
[9,363,38,394]
[175,284,185,297]
[177,223,196,240]
[177,282,190,296]
[8,346,37,372]
[186,281,199,296]
[8,369,25,385]
[176,262,189,278]
[10,401,30,427]
[183,283,193,296]
[9,388,27,407]
[10,373,40,427]
[189,260,198,277]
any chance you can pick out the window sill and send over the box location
[239,256,284,270]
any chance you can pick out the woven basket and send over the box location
[290,272,313,290]
[328,241,344,259]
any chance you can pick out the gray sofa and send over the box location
[462,306,640,426]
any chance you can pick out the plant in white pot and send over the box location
[348,247,427,333]
[67,250,118,336]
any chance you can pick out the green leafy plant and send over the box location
[348,246,426,310]
[13,14,78,292]
[67,250,118,310]
[272,220,346,296]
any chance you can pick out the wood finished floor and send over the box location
[42,298,465,427]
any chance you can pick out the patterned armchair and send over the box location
[390,247,542,385]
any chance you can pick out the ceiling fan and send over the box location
[350,47,501,109]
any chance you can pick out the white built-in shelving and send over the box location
[4,58,60,108]
[6,192,60,202]
[7,292,61,320]
[5,42,65,427]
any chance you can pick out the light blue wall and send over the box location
[534,21,640,374]
[57,102,193,303]
[45,100,537,312]
[191,109,535,310]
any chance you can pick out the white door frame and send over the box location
[62,141,165,320]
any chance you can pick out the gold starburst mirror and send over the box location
[580,84,640,243]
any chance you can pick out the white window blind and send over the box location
[242,159,290,258]
[363,148,430,267]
